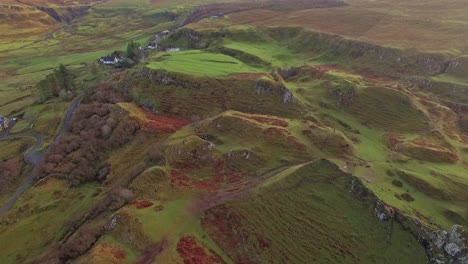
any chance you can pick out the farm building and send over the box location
[147,42,158,49]
[166,48,180,52]
[99,56,121,65]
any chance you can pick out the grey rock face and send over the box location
[106,215,118,231]
[373,200,393,221]
[444,225,468,261]
[279,86,297,104]
[255,81,274,94]
[255,80,297,104]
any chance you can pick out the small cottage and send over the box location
[147,43,158,49]
[166,48,180,52]
[99,56,120,65]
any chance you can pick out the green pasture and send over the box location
[147,50,265,76]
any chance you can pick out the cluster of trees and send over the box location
[126,40,140,60]
[34,85,140,186]
[83,82,130,104]
[36,64,77,102]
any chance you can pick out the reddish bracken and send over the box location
[264,127,289,136]
[411,140,446,150]
[177,236,225,264]
[111,248,127,260]
[170,170,191,186]
[192,181,220,191]
[143,111,192,133]
[225,172,243,183]
[212,159,225,173]
[386,134,403,149]
[202,205,259,264]
[132,200,154,209]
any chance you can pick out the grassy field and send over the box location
[0,138,35,162]
[147,50,265,76]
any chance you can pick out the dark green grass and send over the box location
[204,159,427,264]
[0,179,100,263]
[348,87,429,133]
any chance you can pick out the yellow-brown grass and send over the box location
[200,0,468,54]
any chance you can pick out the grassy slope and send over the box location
[223,41,305,67]
[203,159,427,263]
[0,178,100,263]
[0,138,35,162]
[348,87,429,133]
[128,70,306,118]
[0,0,467,262]
[134,24,468,227]
[212,0,468,55]
[287,67,468,228]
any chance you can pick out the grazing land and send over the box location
[0,0,467,263]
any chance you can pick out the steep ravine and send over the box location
[36,6,91,24]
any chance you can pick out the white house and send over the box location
[166,48,180,52]
[99,56,121,65]
[147,42,158,49]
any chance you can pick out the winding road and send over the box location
[0,94,82,217]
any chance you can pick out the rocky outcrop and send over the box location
[408,77,434,90]
[398,220,468,264]
[261,27,462,77]
[133,68,299,106]
[255,80,298,104]
[136,68,178,86]
[124,68,306,118]
[443,226,468,262]
[350,176,468,263]
[324,82,357,108]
